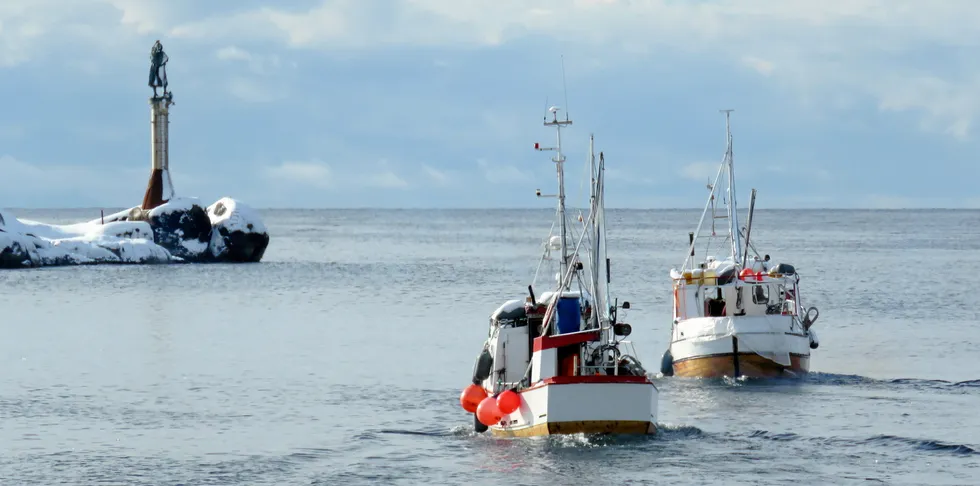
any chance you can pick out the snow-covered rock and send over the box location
[0,213,40,268]
[0,209,173,268]
[146,197,213,262]
[206,197,269,263]
[0,195,269,269]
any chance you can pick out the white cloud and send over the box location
[263,159,409,190]
[226,77,282,103]
[604,167,657,186]
[157,1,980,139]
[477,158,530,184]
[369,171,408,188]
[741,56,774,77]
[264,160,332,188]
[863,194,980,209]
[0,154,148,206]
[5,0,980,139]
[422,165,451,185]
[215,45,283,75]
[679,162,723,182]
[764,164,832,182]
[215,46,250,62]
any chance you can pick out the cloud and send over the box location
[226,77,282,103]
[477,159,530,184]
[862,194,980,209]
[0,154,147,207]
[604,167,657,186]
[157,1,980,139]
[368,171,408,188]
[215,45,284,75]
[679,162,723,182]
[1,0,979,209]
[6,0,980,140]
[262,159,408,191]
[741,56,774,76]
[422,165,451,185]
[264,160,332,188]
[215,46,250,62]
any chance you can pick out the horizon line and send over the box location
[2,206,979,212]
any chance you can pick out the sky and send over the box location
[1,0,979,209]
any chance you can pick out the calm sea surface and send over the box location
[1,208,978,485]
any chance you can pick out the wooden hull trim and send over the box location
[672,352,809,378]
[490,420,657,438]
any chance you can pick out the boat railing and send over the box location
[674,278,801,319]
[575,340,642,376]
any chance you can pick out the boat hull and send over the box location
[491,420,655,438]
[673,351,809,378]
[669,316,812,379]
[488,376,658,438]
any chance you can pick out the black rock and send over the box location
[212,225,269,262]
[206,198,269,263]
[146,199,213,262]
[0,230,37,269]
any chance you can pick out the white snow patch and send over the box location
[148,196,203,218]
[180,238,209,255]
[491,299,525,320]
[0,209,173,267]
[207,197,267,234]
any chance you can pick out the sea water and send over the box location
[1,208,977,485]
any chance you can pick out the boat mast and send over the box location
[597,152,610,328]
[721,109,742,266]
[540,107,573,287]
[589,134,600,326]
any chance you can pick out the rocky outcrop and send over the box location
[0,196,269,270]
[206,198,269,263]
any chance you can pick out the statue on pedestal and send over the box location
[149,40,169,98]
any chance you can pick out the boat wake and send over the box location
[656,371,980,393]
[384,421,977,459]
[745,430,978,457]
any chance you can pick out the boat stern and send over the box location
[490,376,658,438]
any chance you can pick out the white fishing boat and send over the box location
[459,107,658,437]
[660,110,820,379]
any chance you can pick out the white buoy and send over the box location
[548,235,562,250]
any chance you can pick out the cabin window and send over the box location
[705,288,727,317]
[752,285,769,305]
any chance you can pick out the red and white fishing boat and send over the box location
[459,107,658,437]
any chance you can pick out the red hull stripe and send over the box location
[533,330,600,352]
[544,375,651,385]
[519,374,654,393]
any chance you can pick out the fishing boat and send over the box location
[458,107,658,437]
[660,110,820,379]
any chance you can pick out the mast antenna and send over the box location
[718,108,741,265]
[561,55,570,122]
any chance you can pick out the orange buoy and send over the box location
[738,268,754,280]
[496,390,520,415]
[476,396,503,426]
[460,384,488,413]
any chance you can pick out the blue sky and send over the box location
[1,0,979,209]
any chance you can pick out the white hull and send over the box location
[489,378,658,437]
[670,315,812,377]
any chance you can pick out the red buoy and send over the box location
[739,268,754,280]
[496,390,521,415]
[460,384,488,413]
[476,396,503,426]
